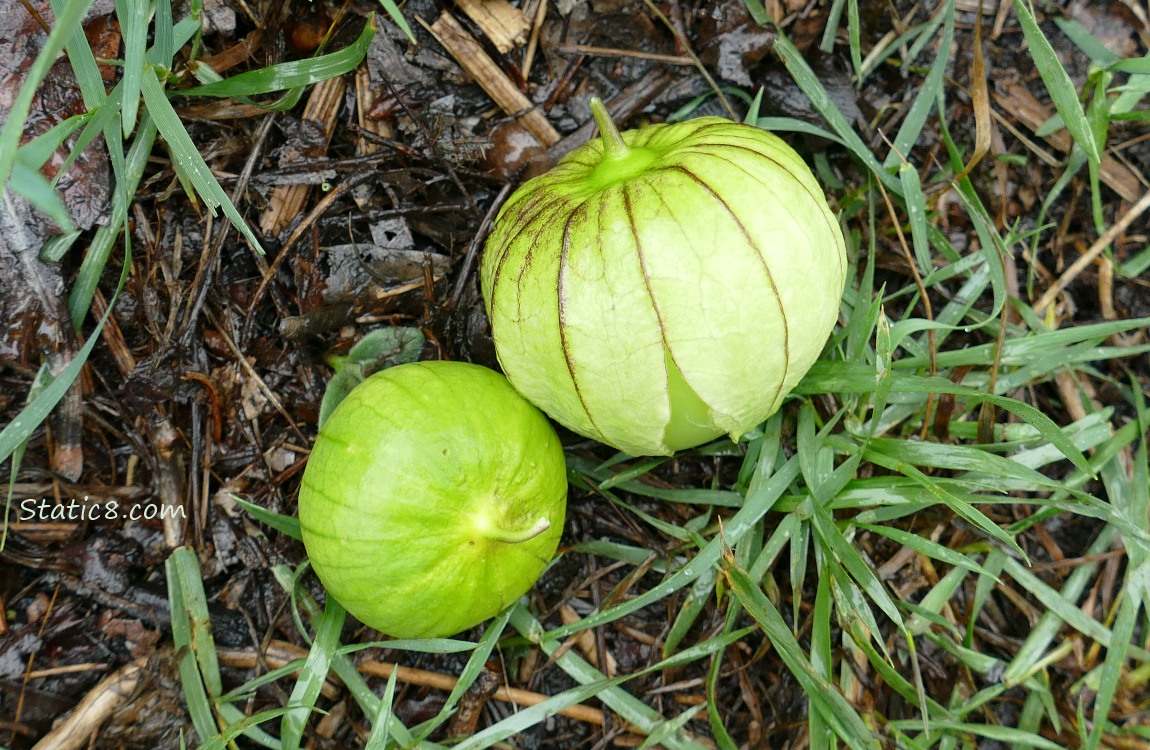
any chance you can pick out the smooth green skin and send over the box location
[481,110,848,456]
[298,361,567,639]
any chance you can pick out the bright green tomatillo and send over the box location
[480,99,848,456]
[298,361,567,639]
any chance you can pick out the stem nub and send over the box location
[589,97,630,161]
[479,517,551,545]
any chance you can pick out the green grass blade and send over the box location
[232,495,302,540]
[539,456,801,640]
[819,0,846,51]
[172,548,224,696]
[1013,0,1101,163]
[8,160,76,234]
[810,501,904,628]
[1,233,130,465]
[846,0,862,81]
[1085,586,1141,750]
[856,522,996,578]
[1002,556,1150,667]
[196,708,289,750]
[139,66,263,251]
[114,0,146,136]
[2,365,51,553]
[725,562,880,750]
[364,668,400,750]
[506,606,744,750]
[281,598,346,750]
[69,102,152,325]
[884,0,954,168]
[412,607,513,739]
[377,0,414,42]
[167,547,221,744]
[152,0,176,67]
[0,0,93,186]
[1053,17,1120,65]
[899,163,932,274]
[770,31,901,195]
[182,18,376,98]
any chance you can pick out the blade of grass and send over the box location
[0,233,131,466]
[182,18,376,98]
[846,0,862,81]
[0,0,93,186]
[114,0,146,136]
[1013,0,1100,163]
[2,365,50,552]
[884,0,954,168]
[507,605,747,750]
[280,598,346,750]
[69,107,154,325]
[540,456,801,641]
[411,608,513,739]
[770,30,902,195]
[232,495,302,540]
[724,559,880,750]
[167,547,221,744]
[139,66,263,251]
[364,668,400,750]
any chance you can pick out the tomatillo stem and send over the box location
[589,97,630,160]
[481,517,551,544]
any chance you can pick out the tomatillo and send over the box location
[481,99,847,456]
[298,361,567,638]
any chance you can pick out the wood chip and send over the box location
[456,0,530,53]
[560,603,618,677]
[993,81,1144,203]
[31,657,145,750]
[420,11,559,147]
[259,76,347,237]
[358,660,614,728]
[354,62,391,207]
[354,63,391,157]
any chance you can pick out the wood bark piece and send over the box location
[32,657,145,750]
[993,82,1144,203]
[259,76,347,237]
[357,660,618,728]
[353,62,391,207]
[420,12,560,147]
[219,640,341,698]
[354,63,391,157]
[456,0,530,53]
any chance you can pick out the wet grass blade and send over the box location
[364,668,400,750]
[412,608,513,739]
[539,456,802,640]
[724,561,880,750]
[140,67,263,251]
[233,495,303,540]
[1013,0,1101,163]
[182,18,376,98]
[770,31,901,195]
[114,0,146,136]
[167,547,222,744]
[884,0,953,168]
[506,605,748,750]
[0,0,93,186]
[280,598,346,750]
